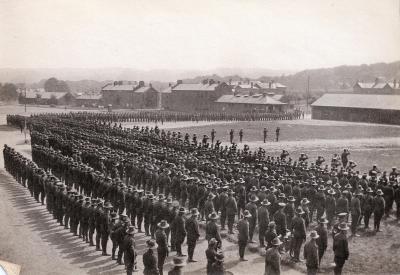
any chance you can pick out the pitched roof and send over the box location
[215,94,286,105]
[161,86,172,93]
[134,86,155,93]
[76,94,102,100]
[24,91,68,99]
[311,94,400,111]
[102,83,138,91]
[256,82,287,89]
[172,83,220,92]
[271,94,284,101]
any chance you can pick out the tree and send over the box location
[48,94,58,105]
[64,92,74,105]
[44,77,70,93]
[0,83,18,101]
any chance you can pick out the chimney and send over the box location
[177,80,183,85]
[139,81,145,87]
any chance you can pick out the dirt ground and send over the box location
[1,105,400,274]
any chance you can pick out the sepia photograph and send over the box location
[0,0,399,274]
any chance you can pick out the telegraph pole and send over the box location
[306,76,310,113]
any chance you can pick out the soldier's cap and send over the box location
[309,230,319,239]
[157,220,169,229]
[171,256,186,267]
[208,212,219,220]
[278,202,286,208]
[301,198,310,205]
[104,202,113,209]
[228,189,235,195]
[261,199,271,206]
[337,212,348,218]
[287,196,295,202]
[165,197,173,204]
[146,239,157,249]
[179,207,186,214]
[158,194,165,201]
[249,195,259,202]
[271,237,282,246]
[376,189,383,195]
[110,212,118,218]
[250,186,258,192]
[295,206,305,215]
[147,194,155,200]
[278,193,286,199]
[85,197,91,202]
[242,210,252,218]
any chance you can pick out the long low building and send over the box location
[215,94,287,113]
[311,93,400,125]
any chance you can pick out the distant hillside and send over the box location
[182,61,400,93]
[259,61,400,92]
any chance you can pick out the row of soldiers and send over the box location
[4,145,203,275]
[6,108,303,130]
[5,143,353,275]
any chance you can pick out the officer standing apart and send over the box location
[237,210,251,261]
[333,223,350,275]
[185,208,200,262]
[275,127,280,142]
[304,231,320,275]
[265,237,282,275]
[263,128,268,143]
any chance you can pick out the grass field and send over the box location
[1,104,400,274]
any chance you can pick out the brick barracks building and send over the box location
[101,81,160,109]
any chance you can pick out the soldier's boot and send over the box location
[111,247,116,260]
[117,249,123,265]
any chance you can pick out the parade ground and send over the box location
[1,105,400,275]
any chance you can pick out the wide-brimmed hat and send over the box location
[261,199,271,206]
[104,202,113,209]
[366,187,373,193]
[278,202,286,208]
[287,196,295,202]
[309,230,319,239]
[249,195,259,202]
[157,220,169,229]
[301,198,310,205]
[327,189,336,195]
[271,237,282,246]
[296,207,305,215]
[191,208,200,216]
[208,212,219,220]
[338,222,349,231]
[179,207,186,214]
[243,210,252,218]
[250,186,258,192]
[171,256,186,267]
[207,193,215,200]
[146,239,158,249]
[337,212,348,218]
[376,189,383,196]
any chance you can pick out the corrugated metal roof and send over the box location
[311,94,400,111]
[215,94,286,105]
[172,83,219,91]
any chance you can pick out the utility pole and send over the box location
[24,88,27,113]
[306,76,310,114]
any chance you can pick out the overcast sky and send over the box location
[1,0,399,71]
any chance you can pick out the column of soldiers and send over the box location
[4,113,400,275]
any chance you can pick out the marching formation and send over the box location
[3,112,400,275]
